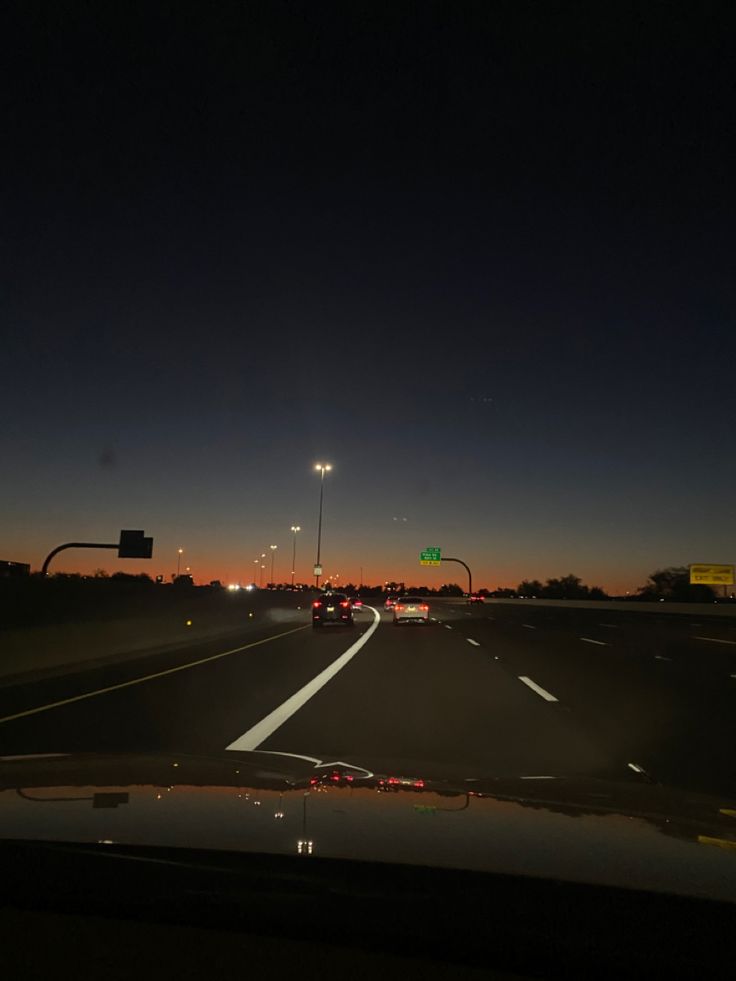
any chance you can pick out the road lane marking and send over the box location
[580,637,607,646]
[520,775,556,780]
[693,636,736,646]
[598,623,620,628]
[444,624,453,630]
[627,763,645,774]
[486,616,495,620]
[518,676,558,702]
[522,624,536,630]
[0,625,309,727]
[466,639,480,647]
[697,836,736,851]
[225,607,381,751]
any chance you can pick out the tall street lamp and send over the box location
[290,526,301,586]
[313,463,332,588]
[259,553,266,588]
[177,548,183,576]
[269,545,278,586]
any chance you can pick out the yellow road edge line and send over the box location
[0,624,309,726]
[697,835,736,851]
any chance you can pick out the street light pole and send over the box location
[313,463,332,588]
[269,545,277,586]
[290,526,301,586]
[177,548,183,576]
[259,553,266,588]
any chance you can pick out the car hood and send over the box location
[1,750,735,903]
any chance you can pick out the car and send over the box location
[469,594,485,604]
[350,596,363,611]
[384,595,399,611]
[312,592,354,628]
[393,596,430,624]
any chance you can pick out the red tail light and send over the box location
[395,604,404,610]
[420,604,428,610]
[340,600,350,608]
[312,600,322,608]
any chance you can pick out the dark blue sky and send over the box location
[4,3,735,590]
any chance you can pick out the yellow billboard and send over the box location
[689,564,735,585]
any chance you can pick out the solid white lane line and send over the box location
[466,639,481,647]
[693,636,736,646]
[0,624,309,727]
[518,676,558,702]
[225,608,381,751]
[580,637,607,646]
[522,624,536,630]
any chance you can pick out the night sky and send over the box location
[4,3,735,592]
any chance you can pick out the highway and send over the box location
[1,600,735,799]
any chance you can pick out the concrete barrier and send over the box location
[433,597,736,617]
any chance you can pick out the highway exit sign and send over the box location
[420,547,441,567]
[689,564,734,585]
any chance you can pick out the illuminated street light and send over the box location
[290,526,301,586]
[313,463,332,588]
[269,544,278,586]
[177,548,183,576]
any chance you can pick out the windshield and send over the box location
[3,0,735,926]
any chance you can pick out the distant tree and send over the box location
[638,567,716,603]
[542,574,588,599]
[588,586,608,600]
[439,583,463,597]
[93,569,108,578]
[492,587,517,598]
[517,579,543,597]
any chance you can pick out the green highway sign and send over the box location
[420,547,441,567]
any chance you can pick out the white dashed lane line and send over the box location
[693,636,736,646]
[518,676,558,702]
[598,623,620,628]
[444,624,453,630]
[522,624,536,630]
[580,637,607,646]
[466,639,481,647]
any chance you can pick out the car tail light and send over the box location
[420,604,428,610]
[312,600,322,608]
[340,600,350,608]
[395,604,404,610]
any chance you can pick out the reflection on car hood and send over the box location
[1,750,735,903]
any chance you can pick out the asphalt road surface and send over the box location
[1,600,735,798]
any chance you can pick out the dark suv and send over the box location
[312,592,354,628]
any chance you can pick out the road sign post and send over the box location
[41,530,154,575]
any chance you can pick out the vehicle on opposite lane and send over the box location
[393,596,430,624]
[312,592,355,628]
